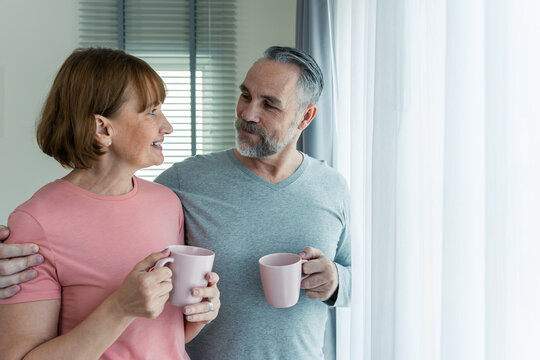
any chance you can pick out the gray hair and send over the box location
[261,46,324,107]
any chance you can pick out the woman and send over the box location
[0,48,220,359]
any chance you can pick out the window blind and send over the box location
[79,0,237,180]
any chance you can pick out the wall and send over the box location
[0,0,79,223]
[235,0,296,86]
[0,0,296,223]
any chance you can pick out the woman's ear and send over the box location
[94,115,112,148]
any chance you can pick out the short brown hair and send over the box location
[36,47,166,169]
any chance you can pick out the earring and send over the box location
[107,140,111,146]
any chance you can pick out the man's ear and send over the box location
[298,104,317,131]
[94,115,112,148]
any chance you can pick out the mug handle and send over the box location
[301,259,309,280]
[150,257,174,282]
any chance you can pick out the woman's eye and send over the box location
[149,109,157,115]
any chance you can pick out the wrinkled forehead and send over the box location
[243,60,302,101]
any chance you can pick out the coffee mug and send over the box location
[259,253,308,308]
[154,245,215,307]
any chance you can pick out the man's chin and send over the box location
[236,146,264,158]
[236,143,275,159]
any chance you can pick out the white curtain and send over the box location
[326,0,540,359]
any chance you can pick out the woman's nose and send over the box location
[162,115,173,134]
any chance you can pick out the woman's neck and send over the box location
[63,163,135,196]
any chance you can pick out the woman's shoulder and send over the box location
[14,180,67,213]
[7,181,67,239]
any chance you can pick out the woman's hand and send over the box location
[183,272,221,343]
[183,272,221,324]
[0,250,174,360]
[109,250,173,319]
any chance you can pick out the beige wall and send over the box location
[0,0,79,223]
[0,0,295,223]
[235,0,296,85]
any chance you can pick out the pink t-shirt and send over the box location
[0,177,189,360]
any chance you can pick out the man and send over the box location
[0,46,351,359]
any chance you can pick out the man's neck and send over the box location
[233,147,304,184]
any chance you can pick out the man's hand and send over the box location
[0,225,44,299]
[300,246,339,301]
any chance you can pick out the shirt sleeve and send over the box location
[178,201,185,246]
[0,210,61,305]
[327,190,352,308]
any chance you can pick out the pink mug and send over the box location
[154,245,215,307]
[259,253,308,308]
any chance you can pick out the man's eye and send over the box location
[240,93,249,99]
[264,102,276,109]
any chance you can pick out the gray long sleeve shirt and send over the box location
[155,149,351,360]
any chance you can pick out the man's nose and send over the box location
[240,101,260,123]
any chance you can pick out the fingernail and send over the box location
[34,254,44,265]
[300,252,306,258]
[208,274,213,281]
[31,245,39,253]
[185,308,191,314]
[161,248,169,253]
[9,285,20,295]
[27,269,38,280]
[187,315,193,321]
[193,289,199,296]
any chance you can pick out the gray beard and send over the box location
[234,117,298,158]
